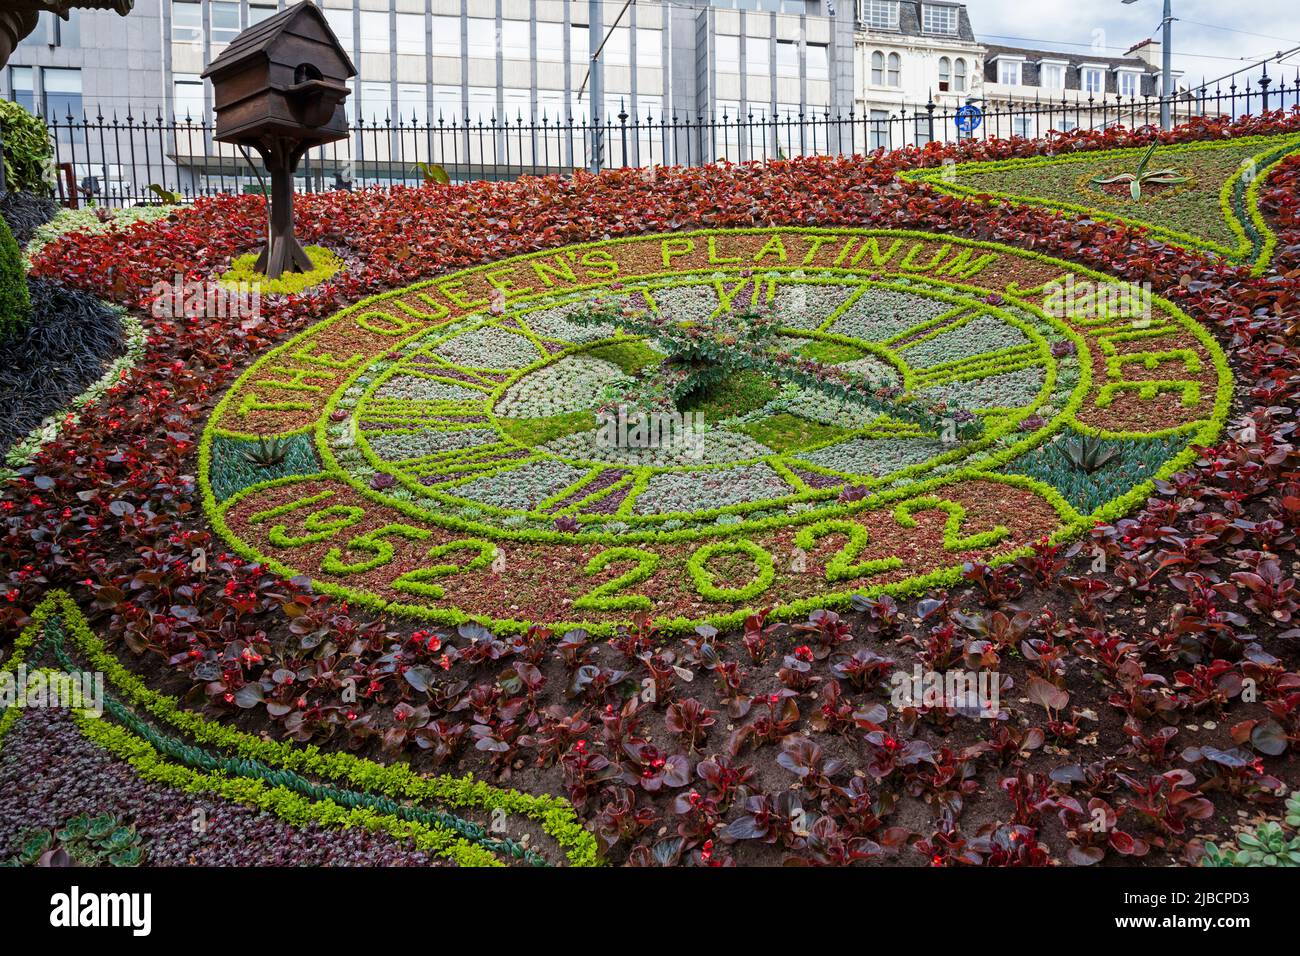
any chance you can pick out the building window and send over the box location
[433,84,461,121]
[938,56,951,91]
[570,25,589,66]
[467,86,496,120]
[432,16,459,57]
[42,67,82,121]
[396,14,425,56]
[998,58,1021,86]
[1041,62,1064,90]
[9,67,35,114]
[603,26,630,66]
[776,39,799,78]
[171,1,202,44]
[871,50,884,85]
[921,4,958,35]
[248,3,277,27]
[806,43,828,82]
[636,28,662,70]
[914,111,931,145]
[173,74,205,122]
[747,37,770,78]
[860,0,900,31]
[358,81,391,124]
[466,18,496,59]
[953,57,967,92]
[536,21,562,61]
[870,108,889,150]
[537,89,564,121]
[324,9,354,51]
[210,1,240,45]
[1083,67,1104,96]
[1119,70,1139,97]
[359,11,388,54]
[397,84,427,123]
[503,88,530,120]
[53,9,81,48]
[887,52,901,86]
[716,35,740,74]
[501,20,530,60]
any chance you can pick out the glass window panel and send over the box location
[396,14,425,56]
[432,17,459,57]
[172,1,202,44]
[501,20,530,59]
[806,43,828,82]
[467,18,497,59]
[210,1,240,45]
[536,22,563,61]
[359,11,388,54]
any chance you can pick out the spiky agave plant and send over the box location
[1057,434,1121,474]
[1091,142,1191,200]
[241,434,290,469]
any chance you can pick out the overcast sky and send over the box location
[961,0,1300,88]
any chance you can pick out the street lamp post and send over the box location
[1124,0,1174,131]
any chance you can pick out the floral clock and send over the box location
[201,228,1231,634]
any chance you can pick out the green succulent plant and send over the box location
[1091,142,1192,200]
[241,434,291,469]
[1202,794,1300,867]
[1057,434,1121,474]
[3,813,146,868]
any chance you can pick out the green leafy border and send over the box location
[902,133,1300,275]
[0,591,600,867]
[198,227,1233,635]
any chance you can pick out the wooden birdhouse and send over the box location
[201,0,354,278]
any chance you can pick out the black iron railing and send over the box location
[31,69,1300,209]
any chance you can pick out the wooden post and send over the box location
[253,139,312,279]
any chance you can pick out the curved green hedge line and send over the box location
[2,591,601,867]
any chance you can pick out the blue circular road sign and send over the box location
[955,105,983,133]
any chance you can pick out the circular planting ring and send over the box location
[203,228,1231,634]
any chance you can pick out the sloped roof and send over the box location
[984,43,1156,73]
[201,1,355,80]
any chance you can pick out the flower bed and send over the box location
[904,131,1300,274]
[2,110,1299,867]
[201,228,1230,635]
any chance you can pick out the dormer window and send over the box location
[1082,65,1106,96]
[860,0,900,31]
[922,4,958,35]
[1039,60,1067,91]
[997,57,1023,86]
[1118,69,1140,97]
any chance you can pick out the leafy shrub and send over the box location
[0,100,54,195]
[0,191,57,247]
[0,278,122,454]
[23,204,173,266]
[0,216,31,336]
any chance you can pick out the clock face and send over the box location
[203,228,1230,634]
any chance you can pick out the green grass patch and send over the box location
[680,370,779,422]
[735,413,851,453]
[498,410,597,446]
[797,339,868,365]
[587,340,664,375]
